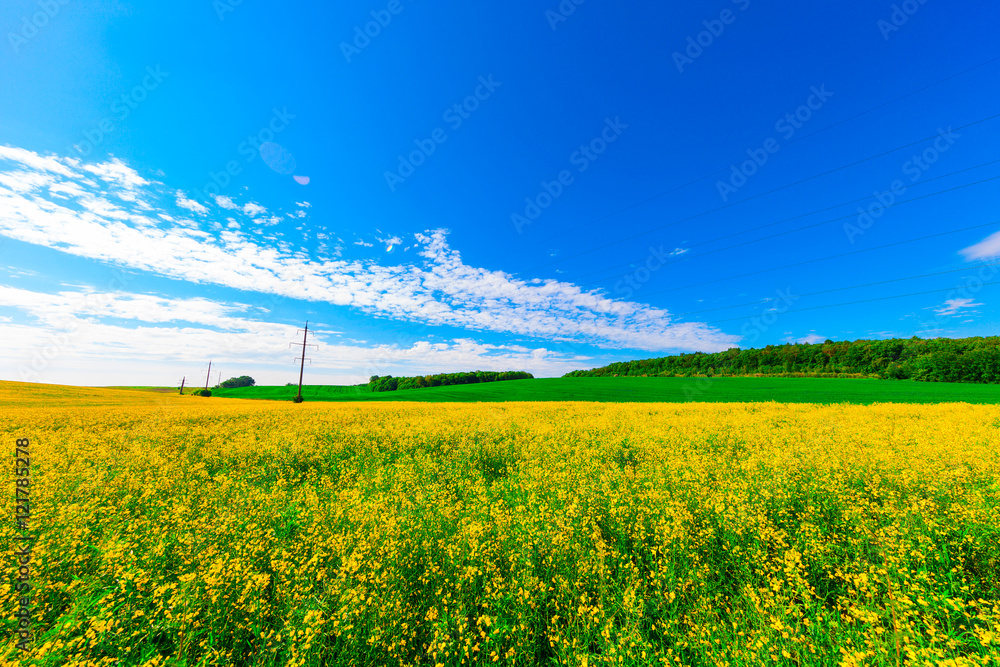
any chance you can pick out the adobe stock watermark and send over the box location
[681,375,715,400]
[69,66,169,158]
[843,126,959,244]
[672,0,751,73]
[877,0,928,40]
[716,84,834,202]
[916,263,998,333]
[18,269,136,382]
[384,75,502,192]
[741,288,798,345]
[201,107,296,199]
[8,0,69,53]
[217,291,287,357]
[340,0,414,63]
[545,0,586,30]
[362,321,433,382]
[213,0,244,21]
[511,116,628,233]
[682,288,796,400]
[14,437,34,653]
[614,245,684,299]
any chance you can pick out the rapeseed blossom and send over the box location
[1,382,998,665]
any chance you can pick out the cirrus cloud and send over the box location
[0,146,739,353]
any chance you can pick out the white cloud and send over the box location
[213,194,238,210]
[243,202,267,217]
[960,231,1000,260]
[82,158,150,191]
[0,284,272,331]
[783,333,827,345]
[934,298,982,317]
[0,145,75,177]
[4,266,38,278]
[669,247,689,257]
[175,190,208,215]
[0,284,590,384]
[0,146,740,353]
[295,201,311,208]
[378,235,402,252]
[354,239,374,248]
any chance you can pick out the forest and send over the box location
[368,370,534,392]
[563,336,1000,383]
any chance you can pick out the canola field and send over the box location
[1,382,999,666]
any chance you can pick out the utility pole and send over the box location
[179,377,185,395]
[289,321,318,402]
[204,360,212,390]
[216,370,222,388]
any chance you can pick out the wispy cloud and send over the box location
[213,194,238,210]
[377,235,402,252]
[175,190,208,215]
[243,202,267,217]
[0,146,739,352]
[960,231,1000,261]
[0,284,590,382]
[4,266,38,279]
[783,333,827,345]
[83,159,150,192]
[934,298,982,317]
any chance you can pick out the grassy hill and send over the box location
[209,376,1000,404]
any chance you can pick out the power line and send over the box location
[576,173,1000,287]
[638,219,1000,298]
[518,113,1000,274]
[506,55,1000,260]
[656,175,1000,276]
[671,262,1000,317]
[694,280,1000,326]
[571,162,1000,285]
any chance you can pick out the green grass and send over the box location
[211,384,372,400]
[208,376,1000,404]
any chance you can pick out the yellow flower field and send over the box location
[1,381,998,666]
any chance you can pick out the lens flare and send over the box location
[259,142,297,175]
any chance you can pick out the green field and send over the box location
[210,384,371,399]
[207,376,1000,404]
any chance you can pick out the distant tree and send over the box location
[562,336,1000,384]
[366,371,533,392]
[220,376,256,388]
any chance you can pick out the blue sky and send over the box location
[1,0,998,386]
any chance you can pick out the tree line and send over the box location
[563,337,1000,383]
[219,376,256,388]
[368,371,534,392]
